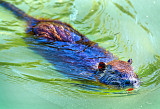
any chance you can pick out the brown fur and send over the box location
[107,60,134,74]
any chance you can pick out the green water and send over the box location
[0,0,160,109]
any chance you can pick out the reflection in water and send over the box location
[0,0,159,99]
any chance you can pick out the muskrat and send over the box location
[0,0,140,89]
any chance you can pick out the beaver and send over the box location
[0,0,140,89]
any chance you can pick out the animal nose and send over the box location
[133,80,137,83]
[125,79,139,86]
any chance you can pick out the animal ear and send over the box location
[98,62,106,71]
[128,59,132,65]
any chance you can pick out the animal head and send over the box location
[96,59,140,89]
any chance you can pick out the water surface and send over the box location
[0,0,160,109]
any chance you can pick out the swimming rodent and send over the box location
[0,0,140,89]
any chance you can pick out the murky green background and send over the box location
[0,0,160,109]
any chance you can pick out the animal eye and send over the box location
[111,70,119,74]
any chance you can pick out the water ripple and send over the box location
[0,0,159,98]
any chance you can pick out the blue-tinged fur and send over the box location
[0,0,140,89]
[0,0,36,21]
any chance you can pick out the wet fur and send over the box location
[0,0,139,88]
